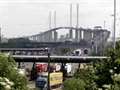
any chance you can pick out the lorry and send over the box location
[35,63,63,89]
[36,72,63,90]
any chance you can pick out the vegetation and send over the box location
[0,53,28,90]
[63,41,120,90]
[63,78,86,90]
[60,48,71,55]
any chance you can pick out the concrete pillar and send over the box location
[69,29,73,39]
[81,30,84,40]
[36,36,39,41]
[39,35,42,42]
[75,29,79,42]
[36,35,39,42]
[33,36,36,41]
[54,31,58,42]
[48,31,52,42]
[29,36,33,41]
[46,32,49,42]
[83,30,92,41]
[43,33,47,42]
[38,35,41,42]
[41,35,44,42]
[79,30,82,40]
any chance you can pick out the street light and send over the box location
[113,0,116,49]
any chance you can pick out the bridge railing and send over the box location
[12,55,110,63]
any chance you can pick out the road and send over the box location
[27,81,62,90]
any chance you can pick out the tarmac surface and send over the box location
[28,81,62,90]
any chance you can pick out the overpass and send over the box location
[12,55,109,63]
[0,48,48,55]
[0,46,89,55]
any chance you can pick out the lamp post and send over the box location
[0,27,1,43]
[113,0,116,49]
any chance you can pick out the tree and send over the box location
[60,48,71,55]
[63,64,97,90]
[63,41,120,90]
[94,41,120,89]
[0,53,28,90]
[74,65,97,90]
[63,78,86,90]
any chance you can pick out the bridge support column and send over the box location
[79,30,81,41]
[44,33,48,42]
[48,31,52,42]
[36,36,39,41]
[83,30,92,42]
[82,30,84,40]
[32,37,35,41]
[54,31,58,42]
[41,35,44,42]
[69,29,73,39]
[75,29,79,42]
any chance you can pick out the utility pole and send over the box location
[113,0,116,49]
[0,27,1,43]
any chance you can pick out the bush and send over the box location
[74,66,98,90]
[0,53,28,90]
[63,41,120,90]
[63,78,86,90]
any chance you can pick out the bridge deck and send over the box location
[12,55,109,63]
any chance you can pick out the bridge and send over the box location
[24,26,110,54]
[11,54,110,84]
[28,26,110,44]
[0,26,110,56]
[12,55,109,63]
[0,48,109,63]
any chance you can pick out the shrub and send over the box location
[63,78,86,90]
[0,53,28,90]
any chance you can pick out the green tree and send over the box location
[0,53,28,90]
[74,65,97,90]
[60,48,71,55]
[63,78,86,90]
[63,41,120,90]
[63,64,97,90]
[94,41,120,89]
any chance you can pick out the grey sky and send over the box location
[0,0,120,38]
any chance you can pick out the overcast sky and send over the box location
[0,0,120,38]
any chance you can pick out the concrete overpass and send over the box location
[12,55,109,63]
